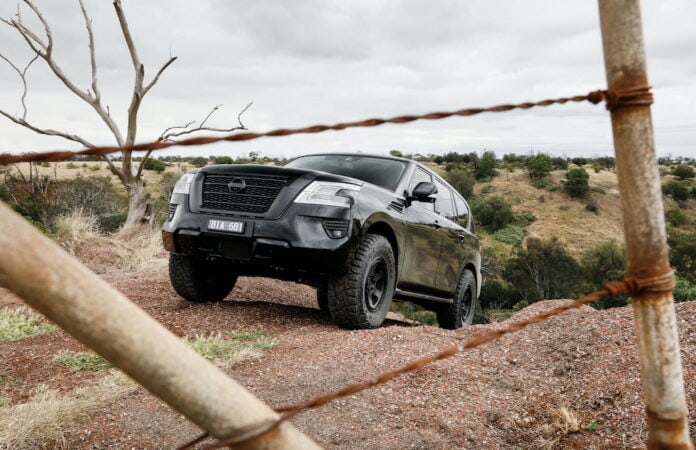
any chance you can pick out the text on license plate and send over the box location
[207,219,245,233]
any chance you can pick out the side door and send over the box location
[433,180,471,294]
[400,168,442,291]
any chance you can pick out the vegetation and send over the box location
[672,164,695,180]
[473,150,498,181]
[470,195,514,232]
[0,308,58,342]
[187,331,275,369]
[525,154,553,179]
[663,180,691,202]
[53,351,112,371]
[564,168,590,198]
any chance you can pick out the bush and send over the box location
[673,277,696,303]
[531,178,553,190]
[571,157,588,166]
[551,157,568,170]
[668,230,696,283]
[444,167,475,199]
[470,195,514,232]
[191,156,209,167]
[581,241,627,309]
[666,208,687,227]
[564,168,590,198]
[663,180,690,202]
[511,211,536,227]
[494,225,524,245]
[142,158,166,172]
[585,200,598,213]
[672,164,695,180]
[478,280,519,310]
[525,154,553,179]
[473,150,498,181]
[592,163,603,173]
[504,237,583,302]
[480,184,495,194]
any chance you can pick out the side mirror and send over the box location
[410,181,438,202]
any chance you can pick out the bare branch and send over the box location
[102,155,126,185]
[78,0,100,103]
[199,104,222,128]
[0,52,38,120]
[143,56,177,95]
[158,103,253,142]
[21,0,53,54]
[135,149,153,179]
[112,0,140,74]
[0,109,94,148]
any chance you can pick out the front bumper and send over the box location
[162,195,356,277]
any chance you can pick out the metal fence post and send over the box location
[0,201,320,449]
[598,1,693,448]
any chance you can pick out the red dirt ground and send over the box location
[1,267,694,449]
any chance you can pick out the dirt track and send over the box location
[1,267,694,449]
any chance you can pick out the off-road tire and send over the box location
[328,234,396,329]
[169,254,237,303]
[316,281,330,312]
[436,269,476,329]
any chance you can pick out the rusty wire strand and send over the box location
[0,86,651,166]
[178,270,674,450]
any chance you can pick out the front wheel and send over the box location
[328,234,396,329]
[169,254,237,303]
[436,269,476,329]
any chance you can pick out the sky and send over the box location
[0,0,694,160]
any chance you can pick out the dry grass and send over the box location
[187,331,276,369]
[53,210,166,274]
[0,306,58,342]
[538,406,581,449]
[479,169,625,255]
[0,371,136,449]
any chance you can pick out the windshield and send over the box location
[286,155,407,191]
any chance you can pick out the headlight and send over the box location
[173,173,196,194]
[294,181,361,208]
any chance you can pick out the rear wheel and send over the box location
[169,254,237,303]
[328,234,396,329]
[436,269,476,329]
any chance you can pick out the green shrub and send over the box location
[89,165,100,172]
[390,302,437,326]
[511,211,536,227]
[480,184,495,194]
[532,178,553,190]
[672,165,695,180]
[494,225,524,245]
[473,150,498,181]
[592,163,603,173]
[666,208,687,227]
[668,230,696,283]
[444,167,475,199]
[504,237,583,302]
[571,157,588,166]
[0,308,58,342]
[142,158,166,172]
[564,168,590,198]
[581,241,627,309]
[191,156,209,167]
[673,277,696,303]
[66,162,78,169]
[512,300,528,312]
[53,351,111,371]
[663,180,690,202]
[479,279,519,310]
[471,195,514,232]
[525,154,553,179]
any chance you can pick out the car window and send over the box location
[408,168,434,211]
[454,195,470,228]
[285,155,407,191]
[434,179,456,219]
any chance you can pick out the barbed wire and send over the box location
[178,270,674,450]
[0,86,651,166]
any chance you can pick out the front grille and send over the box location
[201,174,288,214]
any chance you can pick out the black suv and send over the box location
[163,153,480,329]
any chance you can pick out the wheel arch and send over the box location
[364,221,399,272]
[464,262,480,298]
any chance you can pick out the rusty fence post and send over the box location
[598,1,693,448]
[0,202,321,450]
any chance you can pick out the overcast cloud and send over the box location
[1,0,694,159]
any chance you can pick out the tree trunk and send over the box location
[124,178,151,228]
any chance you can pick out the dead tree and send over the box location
[1,0,249,227]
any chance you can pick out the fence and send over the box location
[0,1,692,449]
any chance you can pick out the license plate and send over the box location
[207,219,245,234]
